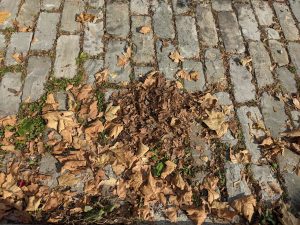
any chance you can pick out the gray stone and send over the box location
[288,42,300,76]
[16,0,40,29]
[252,0,274,26]
[0,34,5,50]
[277,67,297,94]
[261,92,288,138]
[131,16,155,64]
[235,4,260,41]
[0,73,22,117]
[5,32,33,66]
[269,40,289,66]
[41,0,62,10]
[22,57,51,102]
[0,0,22,29]
[237,106,265,163]
[273,2,299,41]
[83,21,104,56]
[131,0,149,15]
[31,12,60,51]
[54,91,67,111]
[105,40,131,83]
[221,131,238,147]
[218,12,245,53]
[278,149,300,174]
[172,0,190,14]
[249,41,274,88]
[229,56,256,103]
[291,111,300,128]
[215,92,232,106]
[61,0,84,33]
[212,0,232,11]
[183,60,206,92]
[156,40,179,80]
[266,28,280,40]
[251,165,282,203]
[84,59,104,84]
[225,162,251,201]
[196,4,218,46]
[282,173,300,216]
[134,66,154,78]
[152,1,175,39]
[176,16,200,58]
[106,1,130,38]
[289,0,300,22]
[54,35,80,79]
[88,0,104,9]
[39,153,59,175]
[204,48,226,86]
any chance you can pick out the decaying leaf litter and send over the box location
[0,71,299,225]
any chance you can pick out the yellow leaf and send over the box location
[169,51,184,63]
[0,12,11,24]
[139,26,151,34]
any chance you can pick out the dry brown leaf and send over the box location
[95,69,109,84]
[105,103,120,122]
[292,97,300,110]
[203,111,228,137]
[58,172,80,187]
[280,203,300,225]
[12,53,23,63]
[231,195,256,221]
[165,207,177,222]
[190,71,199,81]
[137,141,149,157]
[230,149,251,164]
[281,129,300,137]
[109,124,123,139]
[186,208,207,225]
[85,120,104,137]
[0,11,11,24]
[169,51,184,63]
[99,177,117,186]
[161,161,177,179]
[139,26,151,34]
[176,70,189,80]
[174,173,185,190]
[117,47,131,67]
[260,137,273,146]
[76,13,95,23]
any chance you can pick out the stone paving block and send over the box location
[156,40,179,80]
[251,165,282,203]
[261,92,288,138]
[218,12,245,53]
[235,3,260,41]
[204,48,226,86]
[278,149,300,175]
[88,0,104,9]
[237,106,265,163]
[212,0,232,11]
[251,0,274,26]
[0,34,5,50]
[131,0,149,15]
[281,173,300,216]
[291,111,300,128]
[196,4,218,46]
[106,1,130,38]
[183,60,205,92]
[61,0,84,33]
[176,16,200,58]
[54,35,80,79]
[273,2,299,41]
[84,59,104,84]
[289,0,300,22]
[266,28,280,40]
[22,56,51,102]
[225,162,251,201]
[288,42,300,77]
[16,0,40,30]
[0,0,22,29]
[105,40,131,83]
[5,32,33,66]
[83,21,104,56]
[248,42,274,88]
[152,1,175,39]
[0,73,22,117]
[268,40,289,66]
[276,67,297,94]
[172,0,190,15]
[229,56,256,103]
[31,12,60,51]
[131,16,155,64]
[134,66,154,78]
[41,0,62,10]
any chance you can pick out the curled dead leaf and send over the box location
[230,195,256,221]
[169,51,184,63]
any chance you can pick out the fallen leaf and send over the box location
[25,196,41,211]
[12,53,23,63]
[137,141,149,157]
[203,111,228,137]
[58,172,80,187]
[165,207,177,222]
[161,161,176,179]
[231,195,256,221]
[117,47,131,67]
[95,69,109,84]
[109,124,124,139]
[0,11,11,24]
[105,103,120,121]
[76,13,95,23]
[281,129,300,137]
[169,51,184,63]
[186,208,207,225]
[230,149,251,164]
[139,26,151,34]
[260,137,273,146]
[292,97,300,110]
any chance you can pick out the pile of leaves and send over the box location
[0,72,298,224]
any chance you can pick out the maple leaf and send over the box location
[139,26,151,34]
[169,51,184,63]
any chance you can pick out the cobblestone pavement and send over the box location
[1,0,300,224]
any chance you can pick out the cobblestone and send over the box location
[288,42,300,76]
[84,59,104,84]
[266,28,280,40]
[212,0,232,12]
[277,67,297,94]
[5,32,33,66]
[41,0,62,11]
[0,73,22,117]
[249,41,274,88]
[22,56,51,102]
[268,40,289,66]
[16,0,40,30]
[251,0,274,26]
[88,0,104,9]
[0,0,21,29]
[61,0,84,33]
[31,12,60,51]
[291,111,300,128]
[54,35,80,79]
[83,21,104,56]
[183,60,205,92]
[289,0,300,22]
